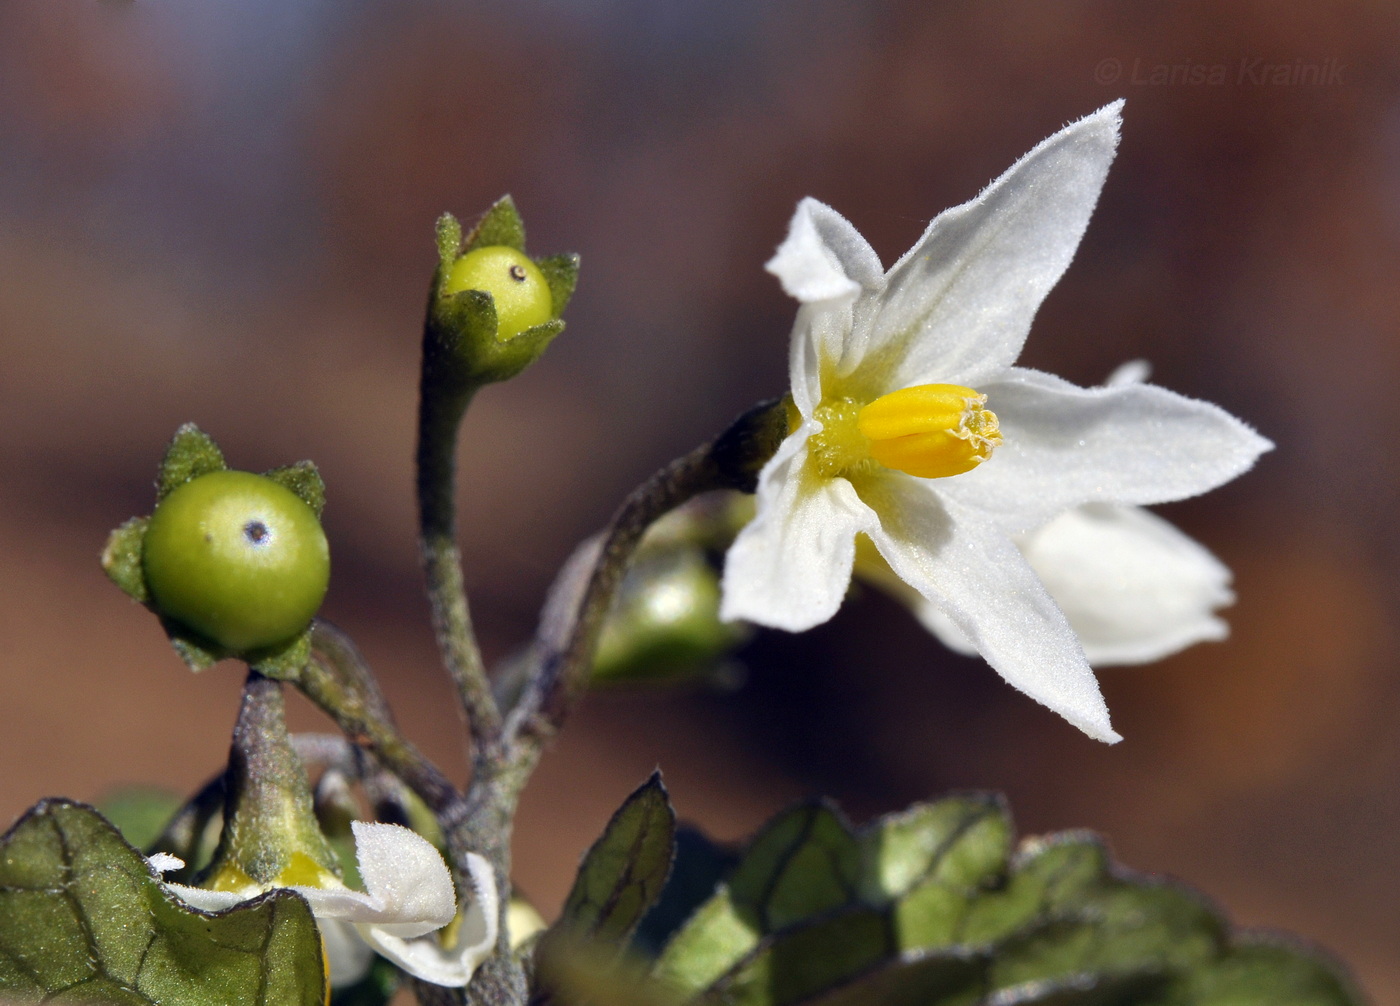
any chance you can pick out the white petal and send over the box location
[766,197,884,304]
[859,474,1120,743]
[147,852,185,875]
[946,367,1273,534]
[1019,504,1233,665]
[788,299,852,417]
[357,852,499,988]
[859,101,1123,393]
[162,883,248,912]
[296,822,456,938]
[321,918,377,988]
[851,537,979,657]
[721,436,877,631]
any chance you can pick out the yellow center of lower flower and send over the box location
[807,384,1002,480]
[205,851,341,896]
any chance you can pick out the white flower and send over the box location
[719,102,1271,743]
[156,822,498,989]
[862,364,1238,666]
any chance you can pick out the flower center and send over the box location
[808,384,1002,480]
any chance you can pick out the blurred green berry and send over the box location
[142,470,330,652]
[443,245,553,340]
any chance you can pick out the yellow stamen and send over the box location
[206,861,261,896]
[275,851,342,890]
[856,384,1002,479]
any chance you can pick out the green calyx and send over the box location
[100,423,329,676]
[426,195,579,390]
[203,674,342,893]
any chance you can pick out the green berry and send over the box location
[142,470,330,653]
[443,245,553,340]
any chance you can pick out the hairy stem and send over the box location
[418,384,504,754]
[506,398,787,748]
[299,621,459,814]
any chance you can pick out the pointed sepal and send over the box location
[156,422,226,501]
[463,194,526,253]
[263,461,326,518]
[423,198,577,393]
[436,212,464,270]
[535,252,581,316]
[101,516,151,603]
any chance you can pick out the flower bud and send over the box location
[425,196,579,391]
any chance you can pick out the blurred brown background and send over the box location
[1,0,1397,999]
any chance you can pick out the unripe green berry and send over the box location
[443,246,553,340]
[142,470,330,653]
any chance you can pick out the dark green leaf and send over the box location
[0,799,326,1005]
[652,802,862,998]
[653,886,759,997]
[155,423,226,501]
[634,828,739,956]
[100,517,150,603]
[1185,938,1363,1006]
[263,461,327,518]
[464,195,526,252]
[698,907,894,1006]
[800,949,983,1006]
[648,796,1361,1006]
[981,970,1174,1006]
[555,773,677,948]
[859,794,1010,901]
[727,801,861,932]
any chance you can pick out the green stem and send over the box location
[418,382,504,754]
[506,398,787,748]
[300,621,459,814]
[428,399,786,1006]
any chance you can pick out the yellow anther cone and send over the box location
[857,384,1002,479]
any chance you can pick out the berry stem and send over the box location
[417,373,504,757]
[505,397,787,747]
[299,621,459,814]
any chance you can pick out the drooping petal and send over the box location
[162,883,249,912]
[1018,504,1233,664]
[320,919,377,988]
[356,852,499,988]
[721,435,877,632]
[944,366,1273,534]
[853,101,1123,396]
[888,504,1234,666]
[292,822,456,939]
[765,197,884,304]
[859,473,1120,743]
